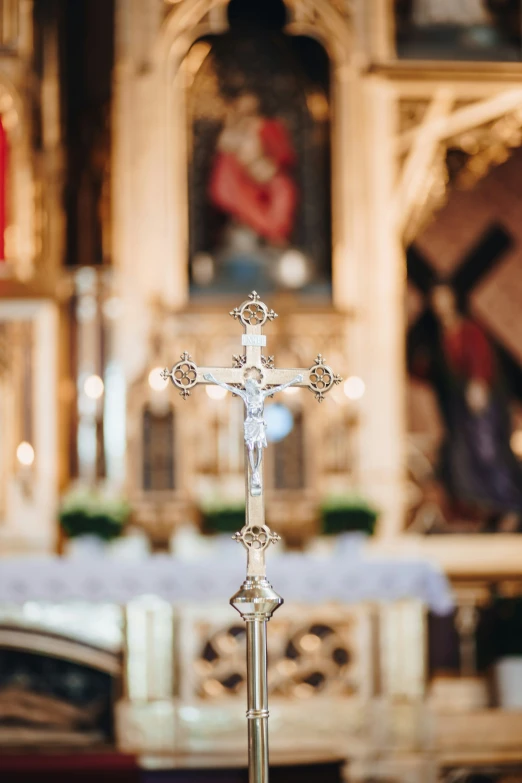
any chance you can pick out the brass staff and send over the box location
[163,291,341,783]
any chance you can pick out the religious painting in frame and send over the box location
[405,148,522,535]
[394,0,522,62]
[186,11,331,298]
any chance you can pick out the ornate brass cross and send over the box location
[162,292,341,783]
[162,291,342,576]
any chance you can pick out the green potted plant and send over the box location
[59,489,130,552]
[320,494,379,537]
[200,500,246,535]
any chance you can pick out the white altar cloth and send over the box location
[0,538,453,614]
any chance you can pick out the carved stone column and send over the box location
[358,77,406,538]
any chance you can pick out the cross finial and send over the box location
[230,291,278,326]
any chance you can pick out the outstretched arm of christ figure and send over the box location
[203,373,246,401]
[263,374,303,399]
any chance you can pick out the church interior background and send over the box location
[5,1,522,781]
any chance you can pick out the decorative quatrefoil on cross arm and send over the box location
[308,354,342,402]
[229,290,278,327]
[161,351,198,399]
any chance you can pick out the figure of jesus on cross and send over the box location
[203,373,303,495]
[162,291,341,783]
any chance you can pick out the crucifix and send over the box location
[162,291,341,783]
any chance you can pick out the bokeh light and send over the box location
[206,385,227,400]
[16,441,35,467]
[84,374,105,400]
[343,376,365,400]
[148,367,169,392]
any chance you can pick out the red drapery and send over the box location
[0,119,7,261]
[443,320,495,386]
[208,117,298,245]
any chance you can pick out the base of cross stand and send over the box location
[230,575,283,621]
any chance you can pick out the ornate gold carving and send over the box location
[191,607,367,701]
[447,108,522,190]
[233,354,275,370]
[399,99,431,135]
[401,97,522,241]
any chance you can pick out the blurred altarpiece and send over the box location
[117,0,522,575]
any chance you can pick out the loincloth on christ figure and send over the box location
[244,416,267,448]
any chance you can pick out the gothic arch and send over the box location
[154,0,357,309]
[158,0,353,69]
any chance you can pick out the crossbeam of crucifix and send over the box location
[162,291,342,577]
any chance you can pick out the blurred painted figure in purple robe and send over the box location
[427,285,522,531]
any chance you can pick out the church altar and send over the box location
[0,540,453,781]
[0,540,453,612]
